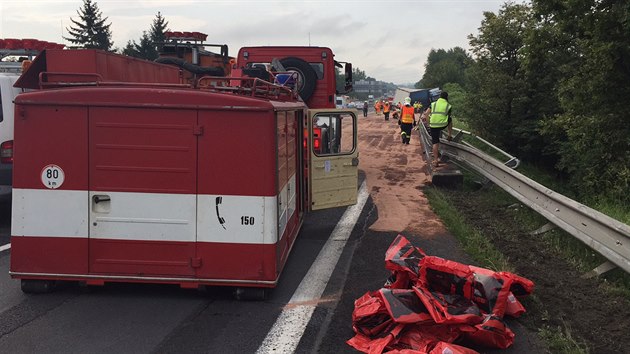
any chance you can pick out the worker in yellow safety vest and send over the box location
[383,101,391,121]
[398,97,416,144]
[413,101,422,113]
[422,91,452,167]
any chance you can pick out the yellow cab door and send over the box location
[307,109,358,210]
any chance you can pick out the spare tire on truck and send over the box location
[279,57,317,101]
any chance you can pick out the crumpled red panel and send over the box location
[352,291,397,338]
[462,314,515,349]
[428,341,480,354]
[384,235,427,289]
[347,234,534,354]
[504,292,526,318]
[379,288,433,324]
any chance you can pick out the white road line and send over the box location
[256,181,369,354]
[0,243,10,252]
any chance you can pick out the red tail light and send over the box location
[1,140,13,164]
[312,127,322,152]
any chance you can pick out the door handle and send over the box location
[92,194,111,214]
[93,195,110,204]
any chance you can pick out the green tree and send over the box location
[122,32,157,60]
[441,83,466,123]
[464,3,535,156]
[64,0,113,50]
[123,12,169,60]
[150,12,169,48]
[415,47,472,89]
[352,67,367,82]
[533,0,630,202]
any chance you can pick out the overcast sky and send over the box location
[0,0,521,85]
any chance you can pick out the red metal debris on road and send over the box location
[347,235,534,354]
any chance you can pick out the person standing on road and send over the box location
[374,100,381,116]
[399,97,416,144]
[422,91,452,167]
[413,101,422,113]
[383,101,391,121]
[363,101,368,117]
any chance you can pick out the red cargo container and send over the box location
[10,66,359,298]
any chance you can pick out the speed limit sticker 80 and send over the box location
[41,164,65,189]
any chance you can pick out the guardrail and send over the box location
[418,124,630,276]
[450,128,520,168]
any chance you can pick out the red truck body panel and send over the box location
[14,49,182,89]
[11,85,306,288]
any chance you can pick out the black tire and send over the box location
[21,279,55,294]
[234,287,267,301]
[279,57,317,101]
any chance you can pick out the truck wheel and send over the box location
[234,287,267,301]
[279,57,317,101]
[21,279,55,294]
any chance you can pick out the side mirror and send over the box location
[344,63,353,93]
[220,44,229,64]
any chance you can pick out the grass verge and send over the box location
[538,323,588,354]
[423,186,512,272]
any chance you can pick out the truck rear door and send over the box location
[307,109,358,210]
[88,107,198,277]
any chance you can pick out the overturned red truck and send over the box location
[10,36,357,299]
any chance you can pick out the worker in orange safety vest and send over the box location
[383,101,391,121]
[398,97,416,144]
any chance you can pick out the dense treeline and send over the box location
[418,1,630,204]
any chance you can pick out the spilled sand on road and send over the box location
[358,112,446,237]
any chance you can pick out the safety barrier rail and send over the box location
[450,128,520,168]
[418,123,630,276]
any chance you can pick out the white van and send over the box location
[0,70,22,196]
[0,40,63,197]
